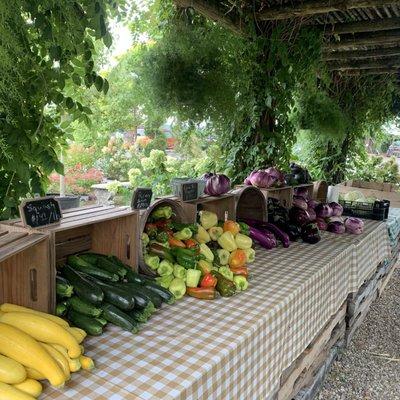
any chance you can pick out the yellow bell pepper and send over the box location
[195,225,211,243]
[199,211,218,230]
[199,243,214,262]
[235,233,253,250]
[217,231,237,252]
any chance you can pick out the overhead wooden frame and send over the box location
[323,47,400,62]
[340,67,400,76]
[257,0,399,21]
[328,58,400,71]
[323,17,400,35]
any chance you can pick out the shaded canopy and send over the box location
[174,0,400,78]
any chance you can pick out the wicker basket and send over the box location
[232,186,267,222]
[139,198,191,276]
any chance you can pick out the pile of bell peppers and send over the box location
[142,207,255,301]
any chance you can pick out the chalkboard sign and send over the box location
[182,182,198,202]
[131,188,153,210]
[20,197,62,228]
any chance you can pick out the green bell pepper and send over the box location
[173,264,187,279]
[199,243,214,263]
[144,254,160,270]
[155,274,174,289]
[217,249,230,266]
[168,278,186,300]
[244,248,255,263]
[151,206,173,220]
[186,269,202,288]
[235,233,253,250]
[173,227,192,241]
[157,260,174,276]
[233,275,249,291]
[218,266,234,281]
[212,271,236,297]
[217,231,237,252]
[156,231,169,244]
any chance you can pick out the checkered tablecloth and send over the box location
[44,235,359,400]
[321,219,391,291]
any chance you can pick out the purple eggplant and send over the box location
[241,218,290,248]
[249,227,277,249]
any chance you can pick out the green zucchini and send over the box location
[56,275,73,298]
[68,296,102,317]
[143,282,175,305]
[97,257,127,278]
[129,309,149,323]
[122,282,163,309]
[86,276,135,311]
[68,255,119,282]
[56,302,68,317]
[124,269,154,285]
[68,309,103,336]
[101,303,139,333]
[95,317,108,327]
[62,265,104,305]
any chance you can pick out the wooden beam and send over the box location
[340,67,400,76]
[324,29,400,51]
[328,58,400,71]
[173,0,244,35]
[257,0,398,21]
[323,47,400,61]
[324,17,400,35]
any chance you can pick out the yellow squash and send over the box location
[51,344,81,373]
[25,368,45,381]
[0,322,65,387]
[0,304,69,328]
[79,355,95,370]
[66,327,85,343]
[0,382,36,400]
[13,379,42,398]
[0,312,81,358]
[41,343,70,381]
[0,354,27,384]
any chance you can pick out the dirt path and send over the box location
[317,267,400,400]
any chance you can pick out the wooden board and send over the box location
[0,229,52,312]
[278,302,346,400]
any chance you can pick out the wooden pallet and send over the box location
[277,302,346,400]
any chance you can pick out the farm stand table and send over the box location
[42,229,373,400]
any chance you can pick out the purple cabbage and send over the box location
[307,199,319,209]
[326,216,344,224]
[202,172,215,180]
[289,207,311,226]
[249,227,277,249]
[249,170,276,188]
[265,167,286,187]
[329,202,343,217]
[307,207,316,221]
[315,218,328,231]
[345,217,364,235]
[293,195,308,210]
[327,221,345,234]
[204,174,230,196]
[315,203,333,219]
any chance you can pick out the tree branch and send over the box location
[173,0,244,36]
[257,0,397,21]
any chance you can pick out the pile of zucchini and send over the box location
[56,253,175,336]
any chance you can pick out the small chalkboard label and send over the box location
[182,182,198,202]
[131,188,153,210]
[20,197,62,228]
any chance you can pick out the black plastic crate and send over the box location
[339,199,390,221]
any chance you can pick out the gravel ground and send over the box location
[316,267,400,400]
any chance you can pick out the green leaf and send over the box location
[72,73,81,85]
[49,45,62,61]
[94,75,103,92]
[103,79,109,95]
[65,97,75,109]
[103,32,112,48]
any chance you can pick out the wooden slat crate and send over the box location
[231,186,267,221]
[3,205,140,311]
[0,226,52,312]
[277,302,346,400]
[179,193,236,222]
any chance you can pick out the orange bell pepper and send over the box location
[230,266,248,278]
[223,220,240,236]
[200,273,218,288]
[228,249,247,268]
[168,237,186,248]
[185,238,199,249]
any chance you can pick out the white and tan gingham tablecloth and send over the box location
[43,221,390,400]
[321,219,391,291]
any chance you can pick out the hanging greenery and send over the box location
[0,1,126,219]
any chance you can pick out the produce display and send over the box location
[244,163,311,188]
[0,303,94,399]
[56,253,175,336]
[339,190,377,203]
[142,207,253,299]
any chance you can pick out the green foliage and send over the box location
[0,0,125,218]
[143,133,167,156]
[347,155,399,185]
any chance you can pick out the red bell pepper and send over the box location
[200,273,217,288]
[185,238,199,249]
[154,219,173,229]
[186,287,216,300]
[168,237,186,248]
[230,266,248,278]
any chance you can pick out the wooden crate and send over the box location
[179,193,236,222]
[231,186,267,221]
[277,302,346,400]
[3,205,140,311]
[0,226,52,312]
[294,184,315,200]
[338,180,400,207]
